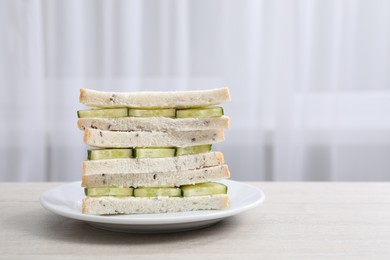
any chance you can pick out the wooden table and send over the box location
[1,182,390,259]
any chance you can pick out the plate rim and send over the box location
[40,180,265,225]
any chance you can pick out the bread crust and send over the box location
[83,127,91,144]
[81,198,87,214]
[216,152,224,163]
[81,175,87,187]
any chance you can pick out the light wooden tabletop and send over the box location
[1,182,389,259]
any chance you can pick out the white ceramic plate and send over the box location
[40,180,265,233]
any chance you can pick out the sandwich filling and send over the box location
[85,182,228,198]
[78,107,224,119]
[88,145,212,160]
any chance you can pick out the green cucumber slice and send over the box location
[176,107,224,118]
[176,144,212,156]
[88,149,133,160]
[128,108,176,118]
[77,108,128,118]
[134,187,182,197]
[85,187,134,197]
[135,147,175,158]
[181,182,227,197]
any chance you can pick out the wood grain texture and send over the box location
[1,182,390,259]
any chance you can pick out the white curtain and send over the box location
[1,0,390,181]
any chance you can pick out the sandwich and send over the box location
[77,87,231,215]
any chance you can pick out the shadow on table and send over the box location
[7,208,240,245]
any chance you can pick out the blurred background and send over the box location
[1,0,390,182]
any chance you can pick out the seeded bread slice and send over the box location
[81,164,230,188]
[80,87,231,108]
[78,116,230,131]
[83,152,224,176]
[82,194,229,215]
[84,128,224,148]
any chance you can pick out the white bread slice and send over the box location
[84,128,224,148]
[83,152,224,176]
[78,116,230,131]
[81,164,230,187]
[80,87,231,108]
[82,194,229,215]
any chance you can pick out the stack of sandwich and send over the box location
[77,87,231,215]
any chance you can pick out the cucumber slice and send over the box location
[176,144,212,156]
[181,182,227,197]
[176,107,224,118]
[135,147,175,158]
[85,187,134,197]
[77,108,128,118]
[134,187,182,197]
[128,108,176,118]
[88,149,133,160]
